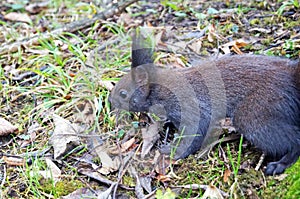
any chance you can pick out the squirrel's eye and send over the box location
[119,90,128,99]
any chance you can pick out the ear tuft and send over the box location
[131,30,154,68]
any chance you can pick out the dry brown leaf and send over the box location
[121,137,136,152]
[223,169,231,183]
[220,39,249,54]
[72,154,99,170]
[3,156,25,166]
[78,167,115,185]
[0,117,18,136]
[202,184,224,199]
[94,144,120,175]
[139,176,152,194]
[231,44,243,55]
[73,101,95,125]
[207,24,216,42]
[156,174,171,182]
[49,114,82,159]
[188,39,202,54]
[4,12,32,23]
[235,40,248,48]
[141,122,160,158]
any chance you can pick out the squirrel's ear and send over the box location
[131,66,149,87]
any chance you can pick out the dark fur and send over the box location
[109,34,300,175]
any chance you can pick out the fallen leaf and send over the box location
[96,183,114,199]
[120,138,136,152]
[94,144,120,175]
[207,24,216,42]
[0,117,18,136]
[49,114,82,159]
[156,174,171,182]
[141,122,160,158]
[83,133,119,175]
[231,44,244,54]
[129,166,146,199]
[73,101,95,125]
[202,184,224,199]
[4,12,32,23]
[139,176,152,194]
[188,39,202,54]
[73,154,100,170]
[220,39,249,54]
[223,169,231,183]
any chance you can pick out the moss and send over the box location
[262,158,300,198]
[285,158,300,198]
[123,175,135,187]
[243,44,255,51]
[250,18,260,26]
[283,19,300,29]
[201,49,210,56]
[263,17,275,25]
[40,179,85,197]
[261,37,274,46]
[202,40,215,49]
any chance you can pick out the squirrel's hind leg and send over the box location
[233,94,300,175]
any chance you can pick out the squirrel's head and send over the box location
[109,32,154,112]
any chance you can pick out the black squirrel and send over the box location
[109,32,300,175]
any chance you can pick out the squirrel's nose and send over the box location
[108,94,119,110]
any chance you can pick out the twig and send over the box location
[0,0,138,55]
[0,147,51,158]
[0,165,6,198]
[113,151,135,198]
[255,153,265,171]
[0,165,6,188]
[77,168,134,190]
[197,134,240,159]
